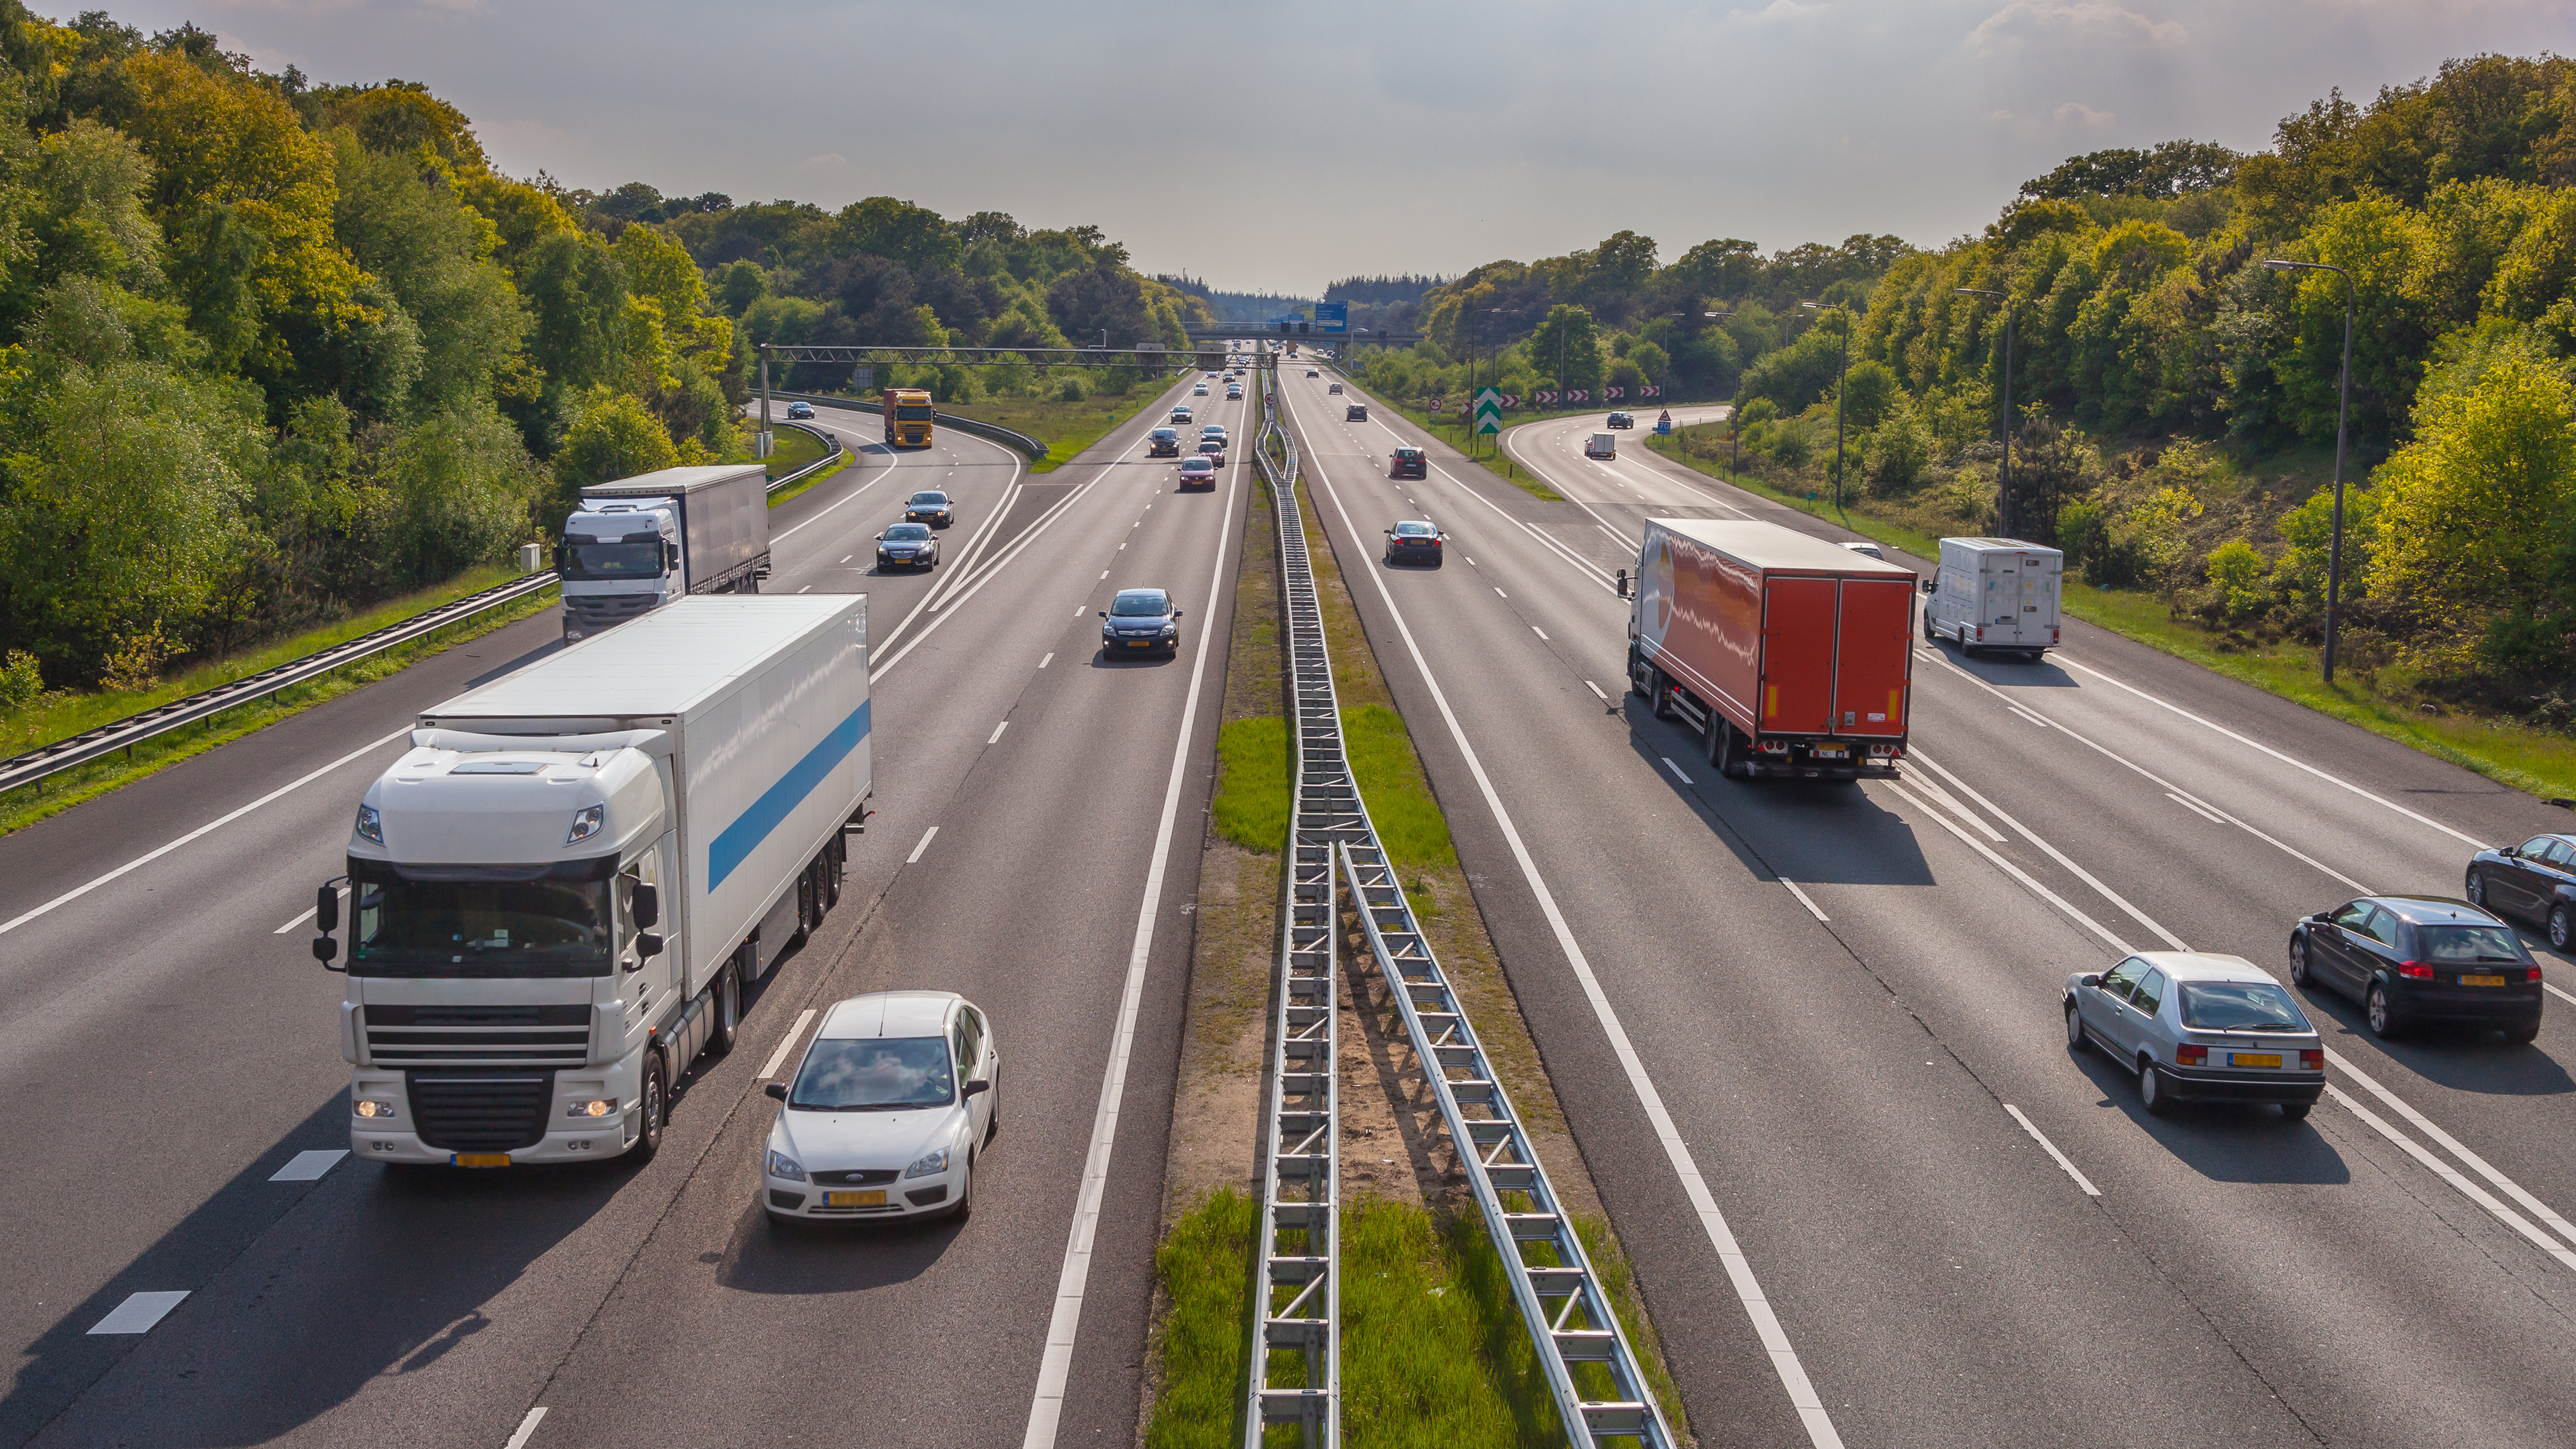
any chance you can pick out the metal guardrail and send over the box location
[3,435,844,799]
[1246,370,1341,1446]
[763,390,1049,461]
[0,569,559,796]
[767,420,844,491]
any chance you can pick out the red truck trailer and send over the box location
[1625,518,1917,779]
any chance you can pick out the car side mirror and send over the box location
[2498,846,2518,857]
[631,882,659,929]
[1919,575,1936,593]
[2310,911,2332,923]
[315,883,340,933]
[963,1080,990,1098]
[2079,973,2101,989]
[875,533,885,541]
[1172,609,1185,619]
[1098,609,1108,618]
[765,1082,788,1101]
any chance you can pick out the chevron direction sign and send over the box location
[1640,385,1663,398]
[1473,387,1503,435]
[1533,389,1558,405]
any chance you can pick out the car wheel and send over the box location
[949,1152,975,1221]
[2367,983,2402,1039]
[630,1052,668,1163]
[2281,1102,2313,1121]
[705,963,740,1057]
[2138,1057,2173,1117]
[2288,935,2313,987]
[2465,871,2485,908]
[1922,609,1936,643]
[2552,905,2572,952]
[2506,1017,2541,1045]
[2064,1001,2088,1053]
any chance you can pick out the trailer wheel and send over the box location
[1650,669,1677,720]
[792,869,814,945]
[825,838,844,909]
[1713,722,1753,780]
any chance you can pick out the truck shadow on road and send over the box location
[1621,702,1936,888]
[2065,1050,2353,1184]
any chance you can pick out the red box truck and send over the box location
[1624,518,1917,779]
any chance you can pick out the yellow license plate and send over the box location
[2460,974,2508,987]
[827,1190,886,1207]
[2229,1053,2282,1069]
[452,1153,511,1168]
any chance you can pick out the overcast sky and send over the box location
[106,0,2576,295]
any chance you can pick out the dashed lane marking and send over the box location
[88,1292,188,1335]
[269,1150,347,1182]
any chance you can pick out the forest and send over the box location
[0,4,1206,704]
[1352,52,2576,729]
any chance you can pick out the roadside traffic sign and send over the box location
[1473,386,1502,435]
[1639,385,1662,398]
[1533,390,1558,405]
[1605,387,1625,401]
[1565,389,1589,403]
[1500,394,1519,409]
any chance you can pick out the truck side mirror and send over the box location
[636,931,664,960]
[552,542,567,574]
[1616,569,1630,599]
[665,541,681,570]
[630,882,659,929]
[1919,575,1936,593]
[316,883,340,933]
[312,935,340,966]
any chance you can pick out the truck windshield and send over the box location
[346,858,617,978]
[561,541,663,580]
[894,405,934,420]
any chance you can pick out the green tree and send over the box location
[1526,303,1600,393]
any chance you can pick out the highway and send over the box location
[1278,366,2576,1447]
[0,368,1254,1448]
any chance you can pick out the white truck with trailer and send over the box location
[1921,537,2064,660]
[312,596,870,1168]
[557,464,772,643]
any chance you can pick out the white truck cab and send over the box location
[1923,537,2063,659]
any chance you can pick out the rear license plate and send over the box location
[827,1190,886,1207]
[1810,745,1847,758]
[2229,1053,2282,1069]
[2460,974,2508,987]
[452,1153,511,1168]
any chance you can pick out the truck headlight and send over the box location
[767,1150,806,1182]
[567,804,605,844]
[354,1098,397,1119]
[905,1146,949,1179]
[567,1098,617,1118]
[354,804,383,844]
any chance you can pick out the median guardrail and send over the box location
[763,390,1048,461]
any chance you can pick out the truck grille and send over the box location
[366,1004,590,1067]
[407,1071,554,1153]
[565,593,658,631]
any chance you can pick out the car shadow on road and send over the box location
[717,1201,963,1295]
[1620,699,1936,888]
[2067,1046,2352,1184]
[1090,649,1177,667]
[2292,983,2573,1098]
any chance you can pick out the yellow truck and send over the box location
[883,388,935,448]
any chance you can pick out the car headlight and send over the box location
[353,1098,397,1119]
[905,1146,949,1179]
[567,804,605,844]
[1162,624,1178,636]
[767,1150,806,1182]
[354,803,383,844]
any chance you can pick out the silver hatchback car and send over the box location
[2065,952,2326,1119]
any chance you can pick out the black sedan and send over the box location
[2468,832,2575,950]
[1383,519,1446,567]
[903,490,955,528]
[1100,588,1183,657]
[2288,895,2543,1041]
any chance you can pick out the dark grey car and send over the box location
[2289,895,2543,1041]
[1100,588,1183,658]
[2467,833,2576,950]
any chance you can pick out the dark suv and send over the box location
[2288,895,2543,1041]
[1390,446,1427,479]
[2469,833,2576,950]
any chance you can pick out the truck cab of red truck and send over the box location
[1624,517,1918,780]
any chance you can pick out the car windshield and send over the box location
[908,492,947,506]
[885,524,931,540]
[790,1036,955,1110]
[1181,460,1211,472]
[1111,592,1170,616]
[2177,981,2310,1032]
[560,540,662,580]
[346,857,617,978]
[2417,923,2529,963]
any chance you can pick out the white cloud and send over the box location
[1969,2,2189,53]
[2054,101,2118,126]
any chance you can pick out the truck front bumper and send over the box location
[347,1124,635,1165]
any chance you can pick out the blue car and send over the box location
[785,401,814,420]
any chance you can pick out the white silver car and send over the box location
[762,991,998,1223]
[2065,952,2324,1119]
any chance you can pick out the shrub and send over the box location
[2202,537,2271,621]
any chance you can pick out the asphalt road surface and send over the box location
[0,365,1258,1449]
[1279,367,2576,1448]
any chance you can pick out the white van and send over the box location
[1924,537,2062,659]
[1585,433,1617,459]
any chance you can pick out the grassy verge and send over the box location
[763,425,853,506]
[0,581,558,836]
[1642,432,2576,801]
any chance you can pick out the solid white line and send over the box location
[1597,523,1631,545]
[1023,463,1240,1449]
[1907,750,2187,949]
[2005,704,2048,728]
[2165,792,2228,824]
[2326,1085,2576,1270]
[906,827,938,864]
[1662,756,1694,785]
[988,721,1009,745]
[501,1406,548,1449]
[1780,879,1829,922]
[269,1149,347,1182]
[1039,652,1054,669]
[770,442,899,543]
[873,480,1101,681]
[758,1009,817,1080]
[4,727,411,937]
[2548,981,2576,1008]
[273,885,347,934]
[88,1291,188,1335]
[2326,1048,2576,1250]
[2002,1105,2101,1196]
[2055,655,2487,848]
[1585,680,1609,702]
[1898,774,2006,843]
[1290,401,1846,1449]
[1880,781,2130,952]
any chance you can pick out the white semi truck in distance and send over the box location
[557,464,772,643]
[312,596,870,1168]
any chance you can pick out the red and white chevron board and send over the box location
[1533,389,1558,405]
[1565,389,1589,402]
[1501,394,1519,408]
[1639,385,1662,398]
[1605,387,1625,400]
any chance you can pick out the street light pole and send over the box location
[1955,288,2017,536]
[2262,258,2357,683]
[1801,301,1852,511]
